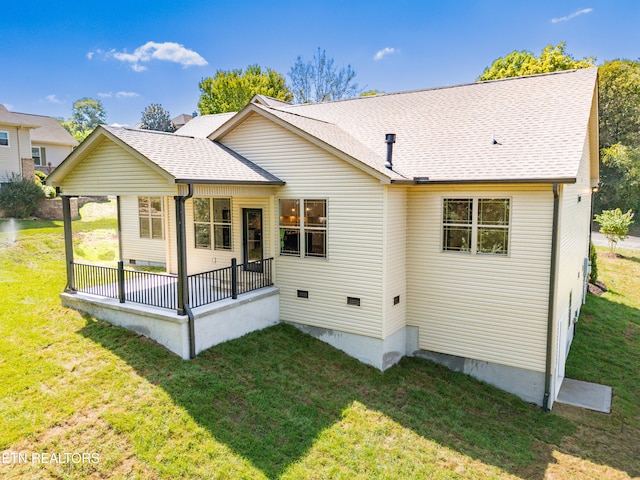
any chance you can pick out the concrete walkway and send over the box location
[591,231,640,251]
[556,378,612,413]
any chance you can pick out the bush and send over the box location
[589,241,598,284]
[0,173,45,218]
[594,208,635,253]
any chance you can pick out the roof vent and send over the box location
[385,133,396,169]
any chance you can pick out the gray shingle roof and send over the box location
[174,112,235,138]
[0,105,78,146]
[251,68,598,182]
[103,125,283,184]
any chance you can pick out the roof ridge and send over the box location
[260,104,335,124]
[106,124,196,140]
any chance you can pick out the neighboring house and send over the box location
[0,104,78,178]
[171,113,193,130]
[48,68,599,410]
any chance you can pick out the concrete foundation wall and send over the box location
[61,287,280,360]
[411,349,546,406]
[288,321,407,371]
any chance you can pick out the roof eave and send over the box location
[175,179,285,186]
[397,176,578,185]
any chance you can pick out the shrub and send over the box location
[594,208,635,253]
[589,241,598,284]
[0,173,45,218]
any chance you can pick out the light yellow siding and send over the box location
[407,184,553,372]
[221,113,386,338]
[58,139,178,196]
[119,195,168,265]
[383,186,407,337]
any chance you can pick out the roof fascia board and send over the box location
[175,179,285,186]
[211,104,393,184]
[398,177,577,185]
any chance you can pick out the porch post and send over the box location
[174,184,193,316]
[116,196,123,262]
[61,196,75,292]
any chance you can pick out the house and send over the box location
[47,68,599,410]
[171,113,194,130]
[0,104,78,179]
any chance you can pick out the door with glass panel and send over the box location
[243,209,263,272]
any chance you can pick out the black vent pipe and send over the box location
[385,133,396,169]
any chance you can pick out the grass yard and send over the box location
[0,204,638,479]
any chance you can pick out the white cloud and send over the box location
[45,94,62,104]
[87,49,103,60]
[373,47,397,61]
[98,92,112,98]
[109,123,129,128]
[551,8,593,23]
[108,41,208,71]
[116,91,139,98]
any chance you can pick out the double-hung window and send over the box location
[0,131,8,147]
[194,198,232,250]
[139,196,164,239]
[32,147,46,166]
[279,199,327,258]
[442,198,510,255]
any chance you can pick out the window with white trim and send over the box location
[0,131,8,147]
[193,197,232,250]
[138,196,164,240]
[32,146,46,166]
[279,198,327,257]
[442,198,510,255]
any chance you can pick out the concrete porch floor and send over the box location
[556,378,612,413]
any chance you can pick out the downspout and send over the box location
[543,183,560,411]
[174,184,195,359]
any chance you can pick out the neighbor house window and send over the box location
[0,131,8,147]
[193,197,232,250]
[138,196,164,240]
[442,198,510,255]
[279,198,327,258]
[32,147,46,166]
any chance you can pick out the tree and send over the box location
[288,48,361,103]
[594,208,635,254]
[478,42,595,81]
[60,98,106,142]
[596,143,640,217]
[140,104,175,132]
[360,89,384,97]
[598,59,640,148]
[198,65,292,115]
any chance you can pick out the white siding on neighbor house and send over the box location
[32,143,74,170]
[383,186,407,337]
[220,113,386,339]
[0,127,31,178]
[406,184,553,372]
[119,195,168,265]
[58,139,178,197]
[553,119,596,386]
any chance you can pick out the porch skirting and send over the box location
[61,286,280,359]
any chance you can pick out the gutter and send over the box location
[389,177,578,185]
[174,183,196,359]
[543,183,560,411]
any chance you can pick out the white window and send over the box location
[279,198,327,258]
[193,197,232,250]
[32,146,46,166]
[442,198,510,255]
[0,131,8,147]
[138,196,164,240]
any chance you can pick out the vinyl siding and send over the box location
[221,113,386,338]
[32,143,74,170]
[383,186,407,336]
[119,195,168,265]
[58,139,178,196]
[406,184,553,372]
[0,126,30,178]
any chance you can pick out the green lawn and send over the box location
[0,207,638,479]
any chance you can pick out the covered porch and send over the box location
[48,125,285,359]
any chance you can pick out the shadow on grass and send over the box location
[80,318,580,479]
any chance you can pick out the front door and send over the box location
[243,209,263,271]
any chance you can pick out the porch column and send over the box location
[174,184,193,315]
[116,196,123,262]
[61,195,75,292]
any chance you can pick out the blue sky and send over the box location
[2,1,639,127]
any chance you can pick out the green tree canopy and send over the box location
[198,65,292,115]
[478,42,595,81]
[599,59,640,148]
[288,48,361,103]
[596,143,640,216]
[140,103,175,132]
[59,98,106,142]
